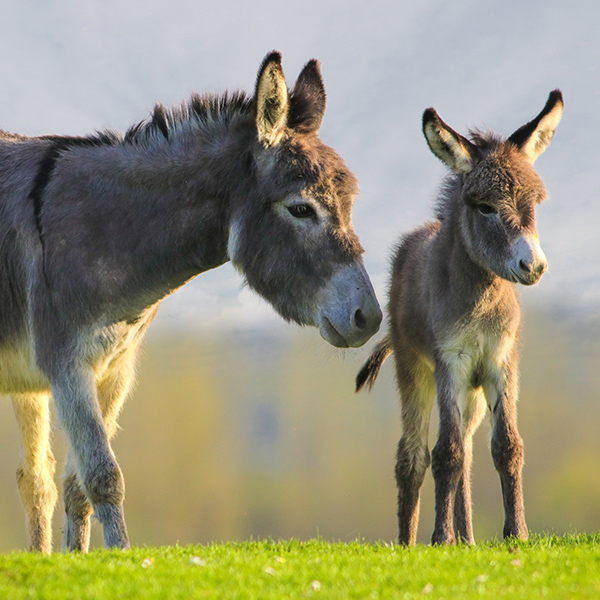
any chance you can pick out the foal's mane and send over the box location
[434,128,505,222]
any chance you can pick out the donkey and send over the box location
[0,51,382,553]
[356,91,563,545]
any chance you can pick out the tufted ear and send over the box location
[254,51,289,147]
[508,90,563,163]
[288,59,326,134]
[422,108,479,174]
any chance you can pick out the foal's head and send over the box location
[423,91,563,285]
[228,52,382,347]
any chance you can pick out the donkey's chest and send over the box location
[438,318,516,386]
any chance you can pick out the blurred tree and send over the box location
[0,305,598,551]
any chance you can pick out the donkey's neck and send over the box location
[100,136,240,270]
[435,210,516,318]
[47,123,255,320]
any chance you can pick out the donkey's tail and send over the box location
[355,337,393,392]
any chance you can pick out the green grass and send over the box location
[1,535,600,599]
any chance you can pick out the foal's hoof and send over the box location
[431,531,457,546]
[503,525,529,542]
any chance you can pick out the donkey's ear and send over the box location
[422,109,479,174]
[508,90,563,163]
[255,51,289,147]
[288,59,326,134]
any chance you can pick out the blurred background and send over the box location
[0,0,599,550]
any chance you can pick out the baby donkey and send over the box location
[357,91,563,545]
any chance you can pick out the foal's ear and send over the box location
[508,90,564,163]
[422,109,479,175]
[288,59,326,134]
[255,51,289,147]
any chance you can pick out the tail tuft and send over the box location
[355,337,393,392]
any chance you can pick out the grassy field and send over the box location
[1,535,599,599]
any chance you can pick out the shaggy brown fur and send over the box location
[357,91,563,545]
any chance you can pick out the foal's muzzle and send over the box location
[509,235,548,285]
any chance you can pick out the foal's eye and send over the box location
[477,203,498,216]
[287,203,316,219]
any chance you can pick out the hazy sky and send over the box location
[1,0,598,332]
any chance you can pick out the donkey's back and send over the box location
[389,221,440,347]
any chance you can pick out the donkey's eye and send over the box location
[287,203,316,219]
[477,203,498,216]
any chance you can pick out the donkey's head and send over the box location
[422,90,563,285]
[227,52,382,347]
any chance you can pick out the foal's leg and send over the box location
[63,363,135,552]
[12,394,58,554]
[431,361,465,545]
[485,361,528,540]
[51,364,130,550]
[453,388,486,545]
[394,358,436,546]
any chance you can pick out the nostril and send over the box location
[354,309,367,330]
[519,259,532,273]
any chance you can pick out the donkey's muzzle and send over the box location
[518,257,548,284]
[316,263,382,348]
[510,235,548,286]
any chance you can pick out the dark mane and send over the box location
[468,128,505,151]
[124,91,253,144]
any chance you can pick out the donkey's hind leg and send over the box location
[394,357,436,546]
[63,363,135,552]
[453,388,486,545]
[63,458,93,552]
[12,394,58,554]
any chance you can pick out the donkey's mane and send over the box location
[1,129,29,142]
[9,92,254,151]
[434,128,506,222]
[468,128,505,152]
[123,91,254,145]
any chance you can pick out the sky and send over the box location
[1,0,598,333]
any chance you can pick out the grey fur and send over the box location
[357,91,563,545]
[1,51,382,553]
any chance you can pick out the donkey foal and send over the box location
[357,91,563,545]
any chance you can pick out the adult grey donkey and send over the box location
[0,51,382,553]
[357,91,563,545]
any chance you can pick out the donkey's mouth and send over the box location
[319,316,350,348]
[509,269,544,286]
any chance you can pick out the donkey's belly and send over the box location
[0,339,50,395]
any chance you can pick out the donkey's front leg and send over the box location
[431,362,464,545]
[486,363,528,541]
[51,365,130,550]
[453,388,487,545]
[62,364,135,552]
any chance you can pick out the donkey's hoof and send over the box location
[431,531,457,546]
